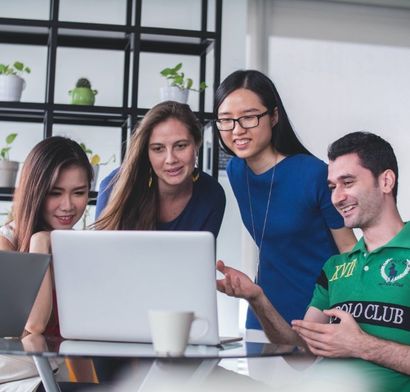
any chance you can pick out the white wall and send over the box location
[262,0,410,221]
[215,0,248,336]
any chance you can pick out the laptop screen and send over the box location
[51,230,219,344]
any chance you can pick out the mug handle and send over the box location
[190,316,209,339]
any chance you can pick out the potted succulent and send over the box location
[80,143,115,191]
[0,61,31,102]
[69,78,98,106]
[160,63,207,104]
[0,133,19,188]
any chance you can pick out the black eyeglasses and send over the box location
[215,111,269,131]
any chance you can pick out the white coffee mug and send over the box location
[148,310,208,356]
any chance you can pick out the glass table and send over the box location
[0,335,300,392]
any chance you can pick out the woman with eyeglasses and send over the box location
[214,70,356,341]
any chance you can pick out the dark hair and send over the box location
[12,136,93,251]
[214,70,311,156]
[94,101,202,230]
[328,131,399,200]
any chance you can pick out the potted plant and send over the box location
[0,61,31,102]
[80,143,115,191]
[69,78,98,106]
[0,133,19,188]
[160,63,207,104]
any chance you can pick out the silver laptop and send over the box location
[0,250,51,337]
[51,230,222,345]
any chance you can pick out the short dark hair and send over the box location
[328,131,398,200]
[214,70,311,156]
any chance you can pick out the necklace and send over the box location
[246,162,276,284]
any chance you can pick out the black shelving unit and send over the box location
[0,0,222,203]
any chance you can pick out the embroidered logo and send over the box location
[380,258,410,284]
[329,259,357,282]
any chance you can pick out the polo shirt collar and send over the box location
[385,221,410,248]
[347,222,410,257]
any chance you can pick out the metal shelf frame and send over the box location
[0,0,222,202]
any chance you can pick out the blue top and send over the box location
[95,168,226,238]
[227,154,344,327]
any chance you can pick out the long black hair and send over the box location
[12,136,93,251]
[214,70,311,156]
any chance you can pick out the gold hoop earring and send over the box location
[192,167,200,182]
[148,168,153,188]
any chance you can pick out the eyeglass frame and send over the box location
[214,111,270,132]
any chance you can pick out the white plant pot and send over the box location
[159,86,189,104]
[0,160,19,187]
[91,164,99,191]
[0,75,25,102]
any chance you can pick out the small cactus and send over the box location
[76,78,92,89]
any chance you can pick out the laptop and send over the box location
[51,230,234,345]
[0,250,51,338]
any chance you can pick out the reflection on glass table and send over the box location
[1,336,373,391]
[0,335,298,358]
[0,335,300,392]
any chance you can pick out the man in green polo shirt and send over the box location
[217,132,409,391]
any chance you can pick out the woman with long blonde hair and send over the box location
[95,101,225,237]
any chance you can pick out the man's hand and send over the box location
[216,260,262,301]
[291,308,367,358]
[217,260,306,346]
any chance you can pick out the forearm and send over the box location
[249,293,306,346]
[217,260,305,346]
[357,333,410,375]
[25,232,53,334]
[25,267,53,334]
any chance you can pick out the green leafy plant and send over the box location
[0,61,31,76]
[0,133,17,160]
[160,63,207,92]
[80,142,101,165]
[80,142,115,166]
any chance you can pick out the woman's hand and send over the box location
[29,231,51,254]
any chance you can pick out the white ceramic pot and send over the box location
[159,86,189,104]
[0,75,25,102]
[91,164,99,191]
[0,160,19,187]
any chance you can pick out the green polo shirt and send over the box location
[309,222,410,391]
